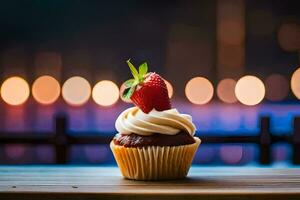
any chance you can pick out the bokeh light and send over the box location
[265,74,289,101]
[164,79,174,98]
[217,0,245,78]
[218,20,245,45]
[185,77,214,105]
[217,78,237,103]
[278,23,300,52]
[1,76,30,106]
[92,80,119,106]
[4,145,26,160]
[291,68,300,99]
[32,75,60,105]
[217,0,245,46]
[235,75,265,106]
[220,145,243,164]
[62,76,91,106]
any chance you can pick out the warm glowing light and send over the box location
[62,76,91,106]
[217,0,245,46]
[92,80,119,106]
[218,20,245,45]
[265,74,289,101]
[235,75,265,106]
[32,75,60,105]
[291,68,300,100]
[185,77,214,105]
[278,23,300,52]
[1,77,30,106]
[217,78,237,103]
[164,79,174,98]
[217,0,245,77]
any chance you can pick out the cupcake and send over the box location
[110,60,201,180]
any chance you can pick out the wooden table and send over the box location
[0,166,300,200]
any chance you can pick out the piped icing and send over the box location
[115,107,196,136]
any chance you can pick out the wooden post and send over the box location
[293,117,300,165]
[259,116,271,165]
[54,114,68,164]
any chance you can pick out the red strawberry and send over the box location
[122,60,171,113]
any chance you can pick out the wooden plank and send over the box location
[0,166,300,200]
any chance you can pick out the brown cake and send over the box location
[113,131,196,147]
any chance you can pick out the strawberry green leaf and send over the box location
[138,62,148,77]
[126,59,139,81]
[123,86,136,99]
[124,79,135,88]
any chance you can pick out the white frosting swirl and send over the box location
[115,107,196,136]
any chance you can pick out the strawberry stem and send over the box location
[123,59,149,100]
[126,59,139,82]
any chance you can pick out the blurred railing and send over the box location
[0,114,300,165]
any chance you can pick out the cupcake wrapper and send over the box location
[110,137,201,180]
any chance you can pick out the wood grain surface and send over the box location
[0,166,300,200]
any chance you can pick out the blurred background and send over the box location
[0,0,299,166]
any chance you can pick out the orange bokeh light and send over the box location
[32,75,60,105]
[92,80,119,106]
[163,79,174,98]
[0,77,30,106]
[291,68,300,100]
[218,20,245,45]
[235,75,265,106]
[62,76,91,106]
[185,77,214,105]
[265,74,289,101]
[217,78,237,103]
